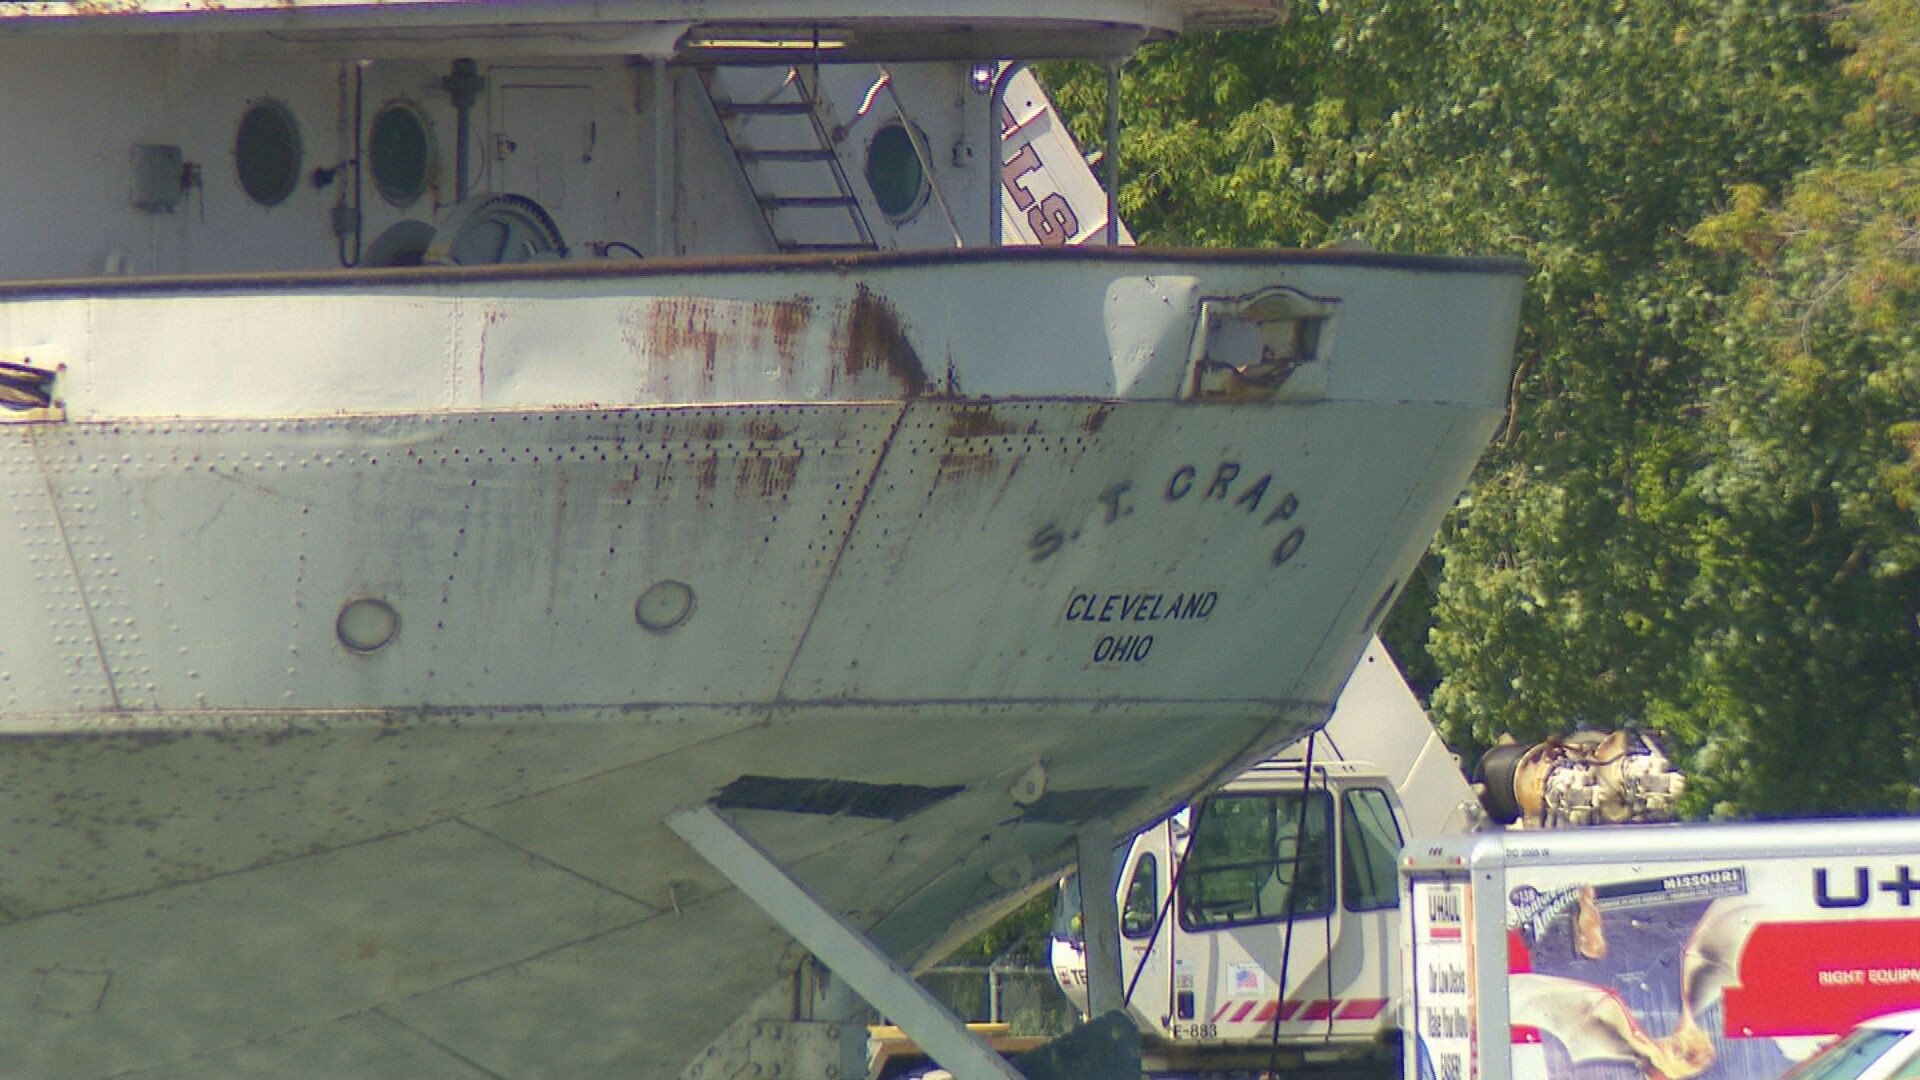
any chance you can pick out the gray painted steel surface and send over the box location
[0,252,1520,1078]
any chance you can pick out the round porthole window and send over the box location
[336,597,400,654]
[234,99,302,208]
[635,580,696,634]
[369,101,434,207]
[865,122,929,222]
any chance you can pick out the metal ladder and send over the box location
[700,66,878,254]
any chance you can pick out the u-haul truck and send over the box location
[1403,818,1920,1080]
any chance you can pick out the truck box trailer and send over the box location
[1402,818,1920,1080]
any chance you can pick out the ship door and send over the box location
[493,73,598,237]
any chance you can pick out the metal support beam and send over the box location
[666,805,1026,1080]
[1075,831,1125,1018]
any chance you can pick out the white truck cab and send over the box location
[1052,759,1416,1074]
[1045,639,1685,1076]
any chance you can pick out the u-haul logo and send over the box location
[1815,865,1920,908]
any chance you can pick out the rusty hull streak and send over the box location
[1083,404,1113,434]
[743,417,790,442]
[735,453,803,499]
[611,461,641,500]
[635,297,815,395]
[670,298,720,389]
[763,296,813,386]
[834,284,929,396]
[475,304,508,398]
[693,453,721,494]
[934,451,1001,486]
[945,407,1015,439]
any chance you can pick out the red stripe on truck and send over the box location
[1335,998,1388,1020]
[1215,998,1387,1025]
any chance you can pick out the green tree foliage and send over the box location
[947,889,1056,966]
[1682,0,1920,813]
[1045,0,1920,815]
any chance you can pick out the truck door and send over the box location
[1336,786,1404,1022]
[1176,788,1339,1042]
[1119,845,1172,1027]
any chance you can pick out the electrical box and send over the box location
[130,144,184,213]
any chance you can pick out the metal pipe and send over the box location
[1268,734,1318,1074]
[653,58,670,255]
[987,61,1026,248]
[876,64,963,248]
[1105,60,1120,246]
[443,58,484,203]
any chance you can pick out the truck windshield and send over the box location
[1178,791,1332,929]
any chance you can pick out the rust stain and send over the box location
[1083,405,1113,434]
[946,407,1015,439]
[699,420,725,442]
[632,297,815,395]
[941,350,964,396]
[644,298,721,392]
[618,303,665,398]
[759,297,814,385]
[744,417,789,442]
[735,452,803,499]
[694,453,720,493]
[645,455,677,493]
[476,304,508,397]
[611,462,640,500]
[936,451,1000,484]
[834,285,928,396]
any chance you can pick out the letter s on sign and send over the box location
[1028,193,1078,247]
[1030,522,1064,562]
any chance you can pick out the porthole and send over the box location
[864,122,929,222]
[336,597,400,654]
[635,580,695,634]
[234,99,302,207]
[368,100,434,207]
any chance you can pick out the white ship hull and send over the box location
[0,251,1518,1077]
